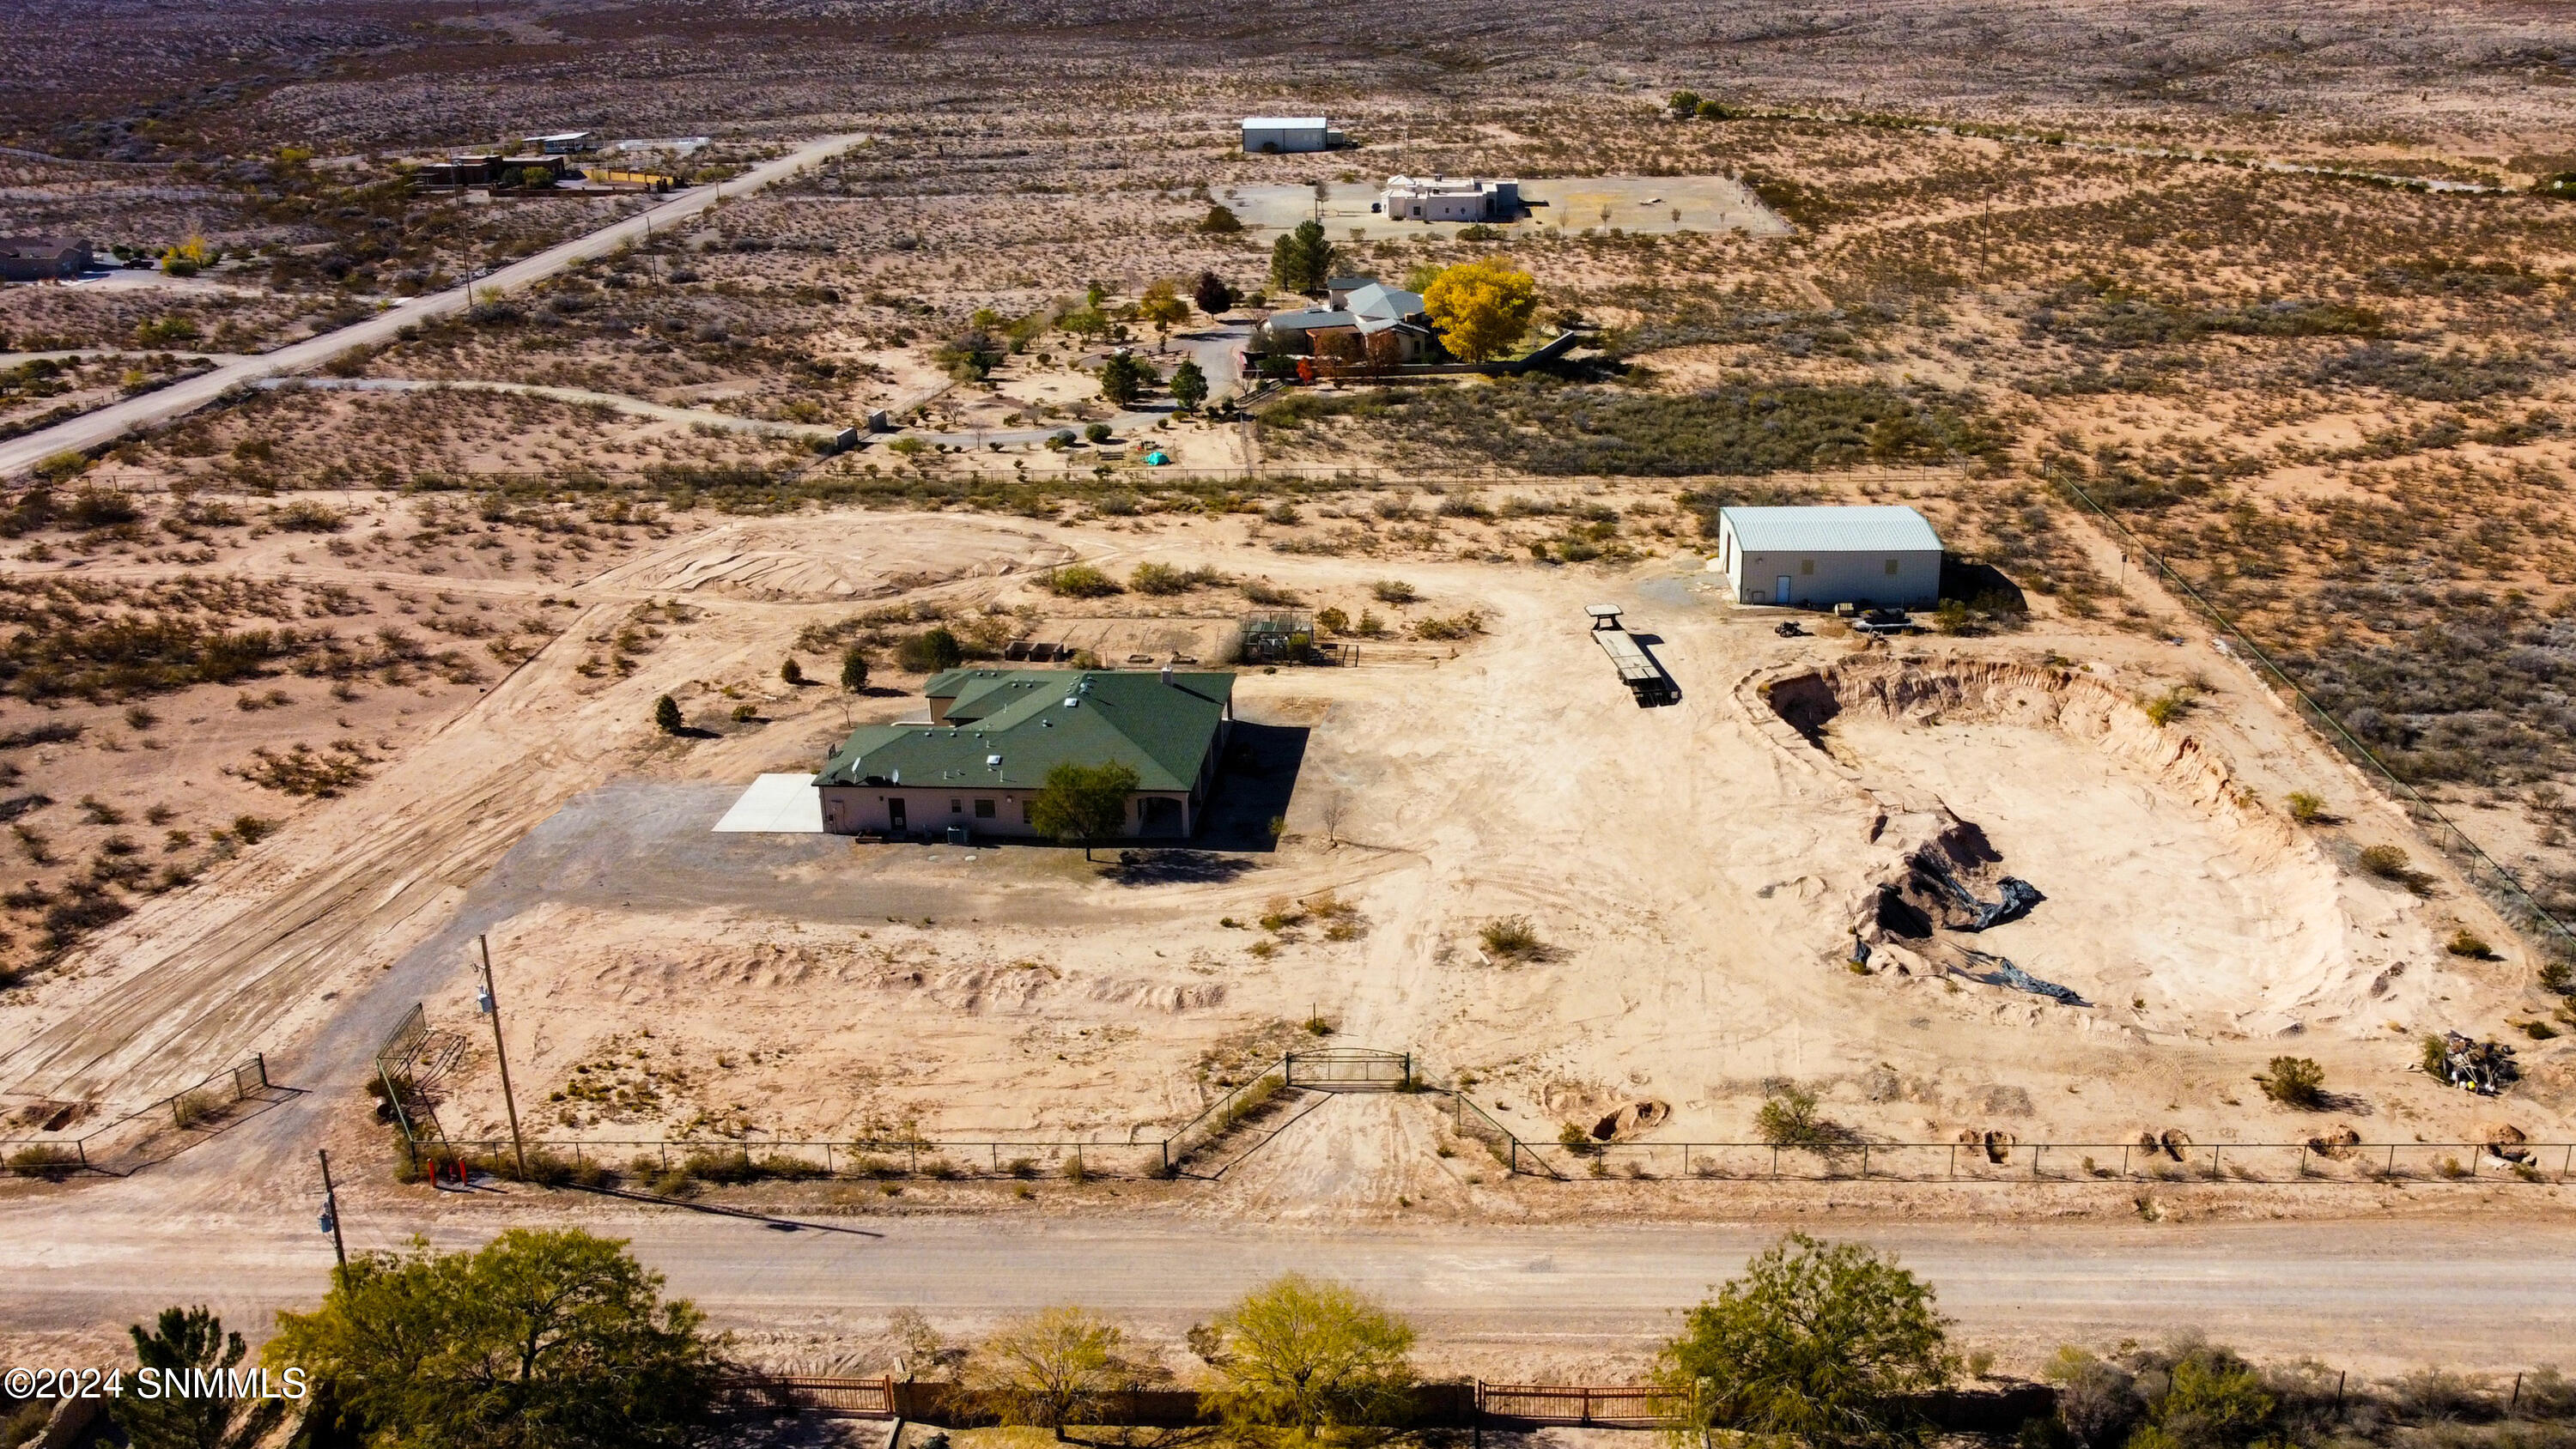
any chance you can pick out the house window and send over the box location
[975,799,995,819]
[1801,558,1816,575]
[951,798,963,814]
[1885,558,1901,575]
[1020,799,1031,822]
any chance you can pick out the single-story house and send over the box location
[1378,175,1521,223]
[1716,505,1944,609]
[523,131,598,155]
[0,236,92,282]
[1255,276,1435,361]
[816,668,1236,840]
[1240,116,1334,154]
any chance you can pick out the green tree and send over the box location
[781,658,805,686]
[1194,271,1237,316]
[1029,760,1139,860]
[967,1307,1132,1439]
[1421,258,1539,363]
[896,628,963,674]
[266,1230,720,1449]
[1139,280,1190,349]
[2257,1055,2326,1108]
[1199,204,1244,233]
[653,694,683,734]
[1657,1233,1952,1449]
[1170,358,1209,409]
[1202,1273,1416,1443]
[1270,220,1335,295]
[840,646,870,693]
[114,1307,288,1449]
[1099,351,1153,408]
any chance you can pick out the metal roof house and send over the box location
[1241,116,1336,154]
[815,669,1236,840]
[1716,505,1944,609]
[1255,276,1433,360]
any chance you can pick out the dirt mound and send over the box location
[2307,1125,2361,1159]
[2482,1123,2530,1161]
[1589,1099,1670,1141]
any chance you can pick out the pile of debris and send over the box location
[1953,948,2088,1007]
[1874,818,2048,937]
[2430,1032,2518,1095]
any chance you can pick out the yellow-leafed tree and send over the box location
[1421,258,1538,363]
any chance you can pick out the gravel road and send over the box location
[7,1195,2571,1371]
[0,133,866,480]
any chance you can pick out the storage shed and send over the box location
[1241,116,1331,154]
[1715,505,1943,609]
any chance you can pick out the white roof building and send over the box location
[1241,116,1333,153]
[1715,506,1945,609]
[1380,175,1522,223]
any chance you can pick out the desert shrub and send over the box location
[2286,791,2325,823]
[1314,607,1349,634]
[1753,1085,1841,1148]
[1370,579,1420,604]
[1044,564,1121,597]
[2256,1057,2326,1109]
[8,1143,82,1178]
[2445,930,2494,959]
[2357,845,2414,882]
[1411,611,1484,641]
[1241,579,1301,606]
[2143,688,2194,726]
[271,500,347,533]
[1132,562,1222,595]
[2313,343,2537,402]
[1479,915,1543,958]
[895,628,963,674]
[653,695,683,734]
[1282,377,2001,476]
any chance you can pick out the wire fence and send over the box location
[1531,1137,2573,1185]
[2054,467,2576,961]
[369,1009,2567,1190]
[1,1053,281,1178]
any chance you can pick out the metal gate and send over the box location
[1283,1047,1412,1088]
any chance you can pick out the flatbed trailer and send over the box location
[1588,604,1680,705]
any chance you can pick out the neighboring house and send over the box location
[815,668,1237,840]
[1715,505,1944,609]
[1240,116,1335,153]
[1255,276,1435,361]
[0,236,91,282]
[522,131,598,154]
[1378,175,1521,223]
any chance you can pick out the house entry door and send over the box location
[1775,575,1794,604]
[887,797,907,834]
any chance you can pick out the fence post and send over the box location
[2297,1143,2308,1179]
[1771,1146,1780,1180]
[2210,1145,2222,1180]
[1860,1144,1868,1179]
[2120,1144,2129,1178]
[1949,1143,1957,1179]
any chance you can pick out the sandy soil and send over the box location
[310,508,2575,1177]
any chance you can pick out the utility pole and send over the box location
[476,934,529,1180]
[317,1149,347,1275]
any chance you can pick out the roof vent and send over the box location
[987,755,1002,767]
[890,768,901,784]
[1063,697,1079,708]
[1161,664,1174,684]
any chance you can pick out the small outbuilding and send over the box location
[1715,505,1943,609]
[1241,116,1333,154]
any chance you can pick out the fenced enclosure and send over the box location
[1,1053,286,1178]
[368,1002,2565,1191]
[1479,1383,1686,1427]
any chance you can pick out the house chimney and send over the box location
[1161,664,1175,685]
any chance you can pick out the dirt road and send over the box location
[6,1193,2571,1372]
[0,132,865,480]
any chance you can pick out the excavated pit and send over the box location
[1759,657,2429,1034]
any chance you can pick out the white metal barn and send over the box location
[1716,505,1944,609]
[1241,116,1330,153]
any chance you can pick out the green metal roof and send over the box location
[818,670,1236,792]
